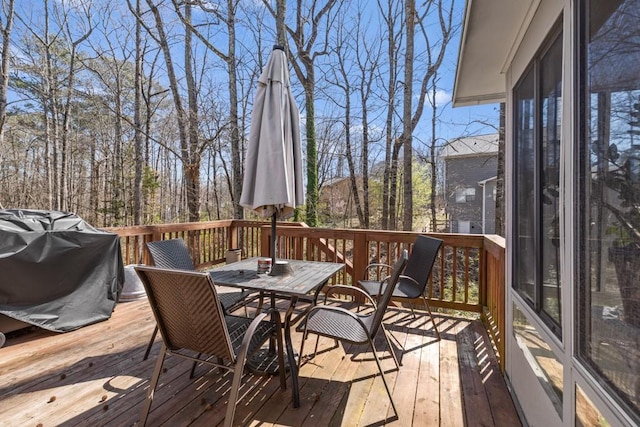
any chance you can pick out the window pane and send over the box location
[513,304,563,418]
[576,385,610,427]
[540,35,563,326]
[514,68,536,304]
[455,187,476,203]
[578,0,640,419]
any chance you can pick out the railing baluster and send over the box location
[105,222,503,355]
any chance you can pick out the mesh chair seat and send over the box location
[304,307,373,343]
[219,290,255,312]
[358,277,422,299]
[225,314,275,356]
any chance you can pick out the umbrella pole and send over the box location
[271,212,277,268]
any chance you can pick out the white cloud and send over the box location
[433,89,452,107]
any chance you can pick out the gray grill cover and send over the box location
[0,209,124,332]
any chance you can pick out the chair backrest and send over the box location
[147,239,195,270]
[370,250,408,337]
[134,265,234,360]
[402,235,443,293]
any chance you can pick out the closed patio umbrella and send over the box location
[240,46,304,272]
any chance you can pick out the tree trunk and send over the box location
[304,83,319,227]
[401,0,415,231]
[380,0,399,230]
[0,0,15,148]
[430,76,438,232]
[226,0,243,220]
[132,0,143,225]
[184,3,200,222]
[146,0,197,221]
[495,102,506,236]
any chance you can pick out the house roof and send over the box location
[440,133,499,158]
[453,0,540,106]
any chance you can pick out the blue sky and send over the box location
[8,0,499,148]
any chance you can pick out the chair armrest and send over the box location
[364,262,393,280]
[323,284,378,307]
[236,309,281,362]
[399,274,420,287]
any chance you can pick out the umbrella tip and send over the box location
[273,44,284,51]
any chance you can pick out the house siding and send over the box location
[445,154,498,234]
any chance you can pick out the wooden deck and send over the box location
[0,298,521,426]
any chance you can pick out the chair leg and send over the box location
[226,336,256,427]
[140,343,168,426]
[189,357,199,379]
[224,364,244,427]
[297,330,308,370]
[255,291,265,314]
[409,302,417,319]
[422,295,440,340]
[143,325,158,361]
[274,316,287,390]
[369,338,398,417]
[380,325,401,369]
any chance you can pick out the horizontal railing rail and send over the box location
[105,220,505,370]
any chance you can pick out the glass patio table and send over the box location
[208,257,344,408]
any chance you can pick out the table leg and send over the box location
[268,293,277,354]
[246,293,290,393]
[285,296,300,408]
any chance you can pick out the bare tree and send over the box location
[1,0,487,232]
[377,0,403,230]
[263,0,341,227]
[325,6,382,229]
[495,102,505,236]
[353,9,382,229]
[400,0,416,231]
[133,0,144,225]
[169,0,245,220]
[400,0,455,231]
[0,0,15,155]
[131,0,201,221]
[12,0,95,211]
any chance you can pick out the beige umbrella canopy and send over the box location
[240,46,304,269]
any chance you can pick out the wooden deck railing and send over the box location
[105,220,506,370]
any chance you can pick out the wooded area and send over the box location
[0,0,492,230]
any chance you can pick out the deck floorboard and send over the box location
[0,298,521,426]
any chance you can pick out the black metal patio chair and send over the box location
[298,250,408,417]
[357,235,443,340]
[142,238,256,360]
[134,265,286,427]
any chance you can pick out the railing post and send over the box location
[352,232,368,288]
[479,241,487,308]
[481,235,506,372]
[228,220,239,252]
[260,225,271,258]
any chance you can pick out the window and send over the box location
[513,304,563,417]
[577,0,640,419]
[455,187,476,203]
[513,25,563,337]
[457,220,471,233]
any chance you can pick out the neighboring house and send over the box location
[441,134,499,234]
[319,176,363,227]
[454,0,639,426]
